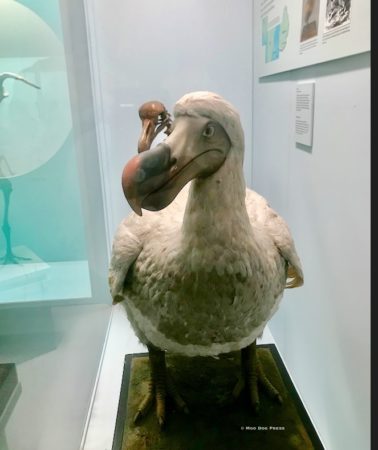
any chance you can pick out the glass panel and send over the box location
[0,0,91,303]
[0,1,111,449]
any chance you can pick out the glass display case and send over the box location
[0,1,111,449]
[0,1,370,450]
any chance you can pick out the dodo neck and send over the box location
[181,151,251,243]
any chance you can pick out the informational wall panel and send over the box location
[256,0,370,77]
[295,81,315,146]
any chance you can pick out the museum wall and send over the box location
[251,49,370,450]
[83,0,253,251]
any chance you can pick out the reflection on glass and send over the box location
[0,72,40,104]
[0,2,111,450]
[1,74,40,266]
[0,0,91,304]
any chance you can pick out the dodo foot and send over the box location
[134,346,189,428]
[235,341,283,414]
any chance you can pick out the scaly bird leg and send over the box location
[134,345,188,428]
[0,179,31,264]
[238,341,282,414]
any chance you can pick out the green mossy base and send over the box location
[115,346,322,450]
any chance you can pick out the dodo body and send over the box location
[109,91,303,426]
[109,91,302,357]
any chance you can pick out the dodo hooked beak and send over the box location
[122,108,231,216]
[122,143,175,215]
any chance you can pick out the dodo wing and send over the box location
[246,189,303,288]
[108,220,142,302]
[267,213,304,288]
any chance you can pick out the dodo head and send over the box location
[137,100,171,153]
[122,91,244,216]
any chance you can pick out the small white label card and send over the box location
[295,81,315,147]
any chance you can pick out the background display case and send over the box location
[0,1,111,449]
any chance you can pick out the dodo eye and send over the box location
[203,124,215,138]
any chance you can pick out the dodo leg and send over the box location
[134,345,188,428]
[134,345,166,427]
[241,340,282,413]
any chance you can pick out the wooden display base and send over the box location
[113,344,324,450]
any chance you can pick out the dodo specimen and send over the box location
[109,91,303,428]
